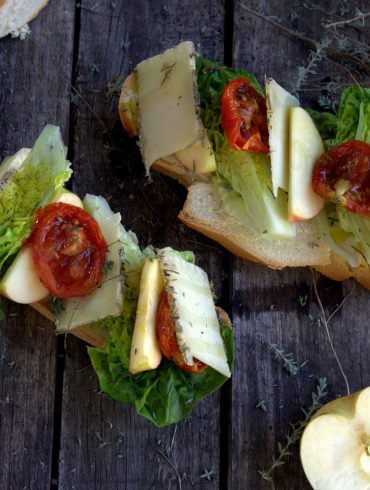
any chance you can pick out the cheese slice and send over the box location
[266,78,299,196]
[137,41,216,175]
[158,249,230,377]
[56,211,123,331]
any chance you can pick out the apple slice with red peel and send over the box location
[300,387,370,490]
[288,107,325,222]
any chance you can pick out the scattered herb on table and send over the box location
[259,378,328,482]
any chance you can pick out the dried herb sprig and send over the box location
[268,343,301,376]
[106,75,125,101]
[238,3,370,74]
[259,378,328,482]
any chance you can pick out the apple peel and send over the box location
[300,387,370,490]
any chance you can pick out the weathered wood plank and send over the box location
[0,2,75,489]
[58,1,227,489]
[230,1,370,489]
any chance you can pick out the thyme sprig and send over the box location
[268,343,302,376]
[259,378,328,482]
[106,75,125,101]
[238,3,370,79]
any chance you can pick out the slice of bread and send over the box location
[179,181,331,269]
[0,0,49,38]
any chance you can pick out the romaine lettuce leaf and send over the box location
[307,109,338,147]
[213,146,295,238]
[312,87,370,266]
[336,87,370,144]
[0,125,72,271]
[88,228,233,427]
[196,58,294,239]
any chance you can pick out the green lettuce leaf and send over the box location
[307,109,338,147]
[313,87,370,265]
[213,146,295,238]
[0,125,72,271]
[336,87,370,144]
[88,228,234,427]
[196,58,293,239]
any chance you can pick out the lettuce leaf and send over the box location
[0,125,72,271]
[196,58,293,239]
[336,87,370,144]
[312,87,370,265]
[307,109,338,147]
[88,229,233,427]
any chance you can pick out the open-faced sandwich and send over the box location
[119,41,370,289]
[0,125,234,427]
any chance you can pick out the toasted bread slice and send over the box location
[0,0,49,38]
[179,182,331,269]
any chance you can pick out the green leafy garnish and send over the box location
[88,228,233,427]
[0,125,72,272]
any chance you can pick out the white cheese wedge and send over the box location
[137,41,216,175]
[129,258,164,374]
[56,211,123,331]
[158,249,230,377]
[266,78,299,196]
[288,107,325,221]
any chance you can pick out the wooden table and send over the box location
[0,1,369,489]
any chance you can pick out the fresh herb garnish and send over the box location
[104,260,114,276]
[52,296,64,315]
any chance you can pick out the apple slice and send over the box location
[266,78,299,197]
[129,258,164,374]
[300,387,370,490]
[288,107,325,222]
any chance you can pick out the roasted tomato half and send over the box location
[28,202,108,297]
[156,291,207,373]
[221,77,269,153]
[312,140,370,216]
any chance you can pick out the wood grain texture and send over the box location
[230,1,370,489]
[58,1,227,489]
[0,2,75,489]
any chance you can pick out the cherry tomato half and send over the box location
[28,202,108,298]
[156,291,207,373]
[312,140,370,216]
[221,77,269,153]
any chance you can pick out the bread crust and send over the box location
[119,72,139,137]
[315,252,370,288]
[0,0,49,38]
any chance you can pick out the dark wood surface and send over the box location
[0,1,369,489]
